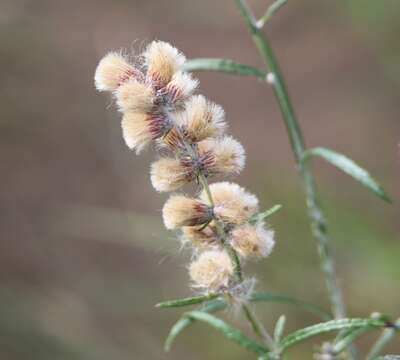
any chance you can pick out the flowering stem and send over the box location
[197,172,275,351]
[235,0,347,321]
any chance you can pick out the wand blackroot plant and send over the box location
[94,2,398,359]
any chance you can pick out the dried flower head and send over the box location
[115,79,155,113]
[176,95,226,142]
[189,250,233,291]
[162,195,212,229]
[150,157,195,192]
[181,223,219,249]
[94,52,139,92]
[200,182,259,225]
[164,71,199,104]
[198,136,245,176]
[121,111,171,153]
[143,41,186,87]
[230,223,275,258]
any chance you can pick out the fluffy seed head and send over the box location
[189,250,233,291]
[162,195,212,230]
[198,136,245,176]
[165,72,199,104]
[144,41,186,87]
[176,95,226,142]
[200,182,258,224]
[115,79,155,113]
[181,223,219,249]
[150,157,195,192]
[230,223,275,258]
[94,52,138,92]
[121,112,170,153]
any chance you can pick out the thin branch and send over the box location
[257,0,288,28]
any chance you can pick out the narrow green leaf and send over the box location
[164,299,226,352]
[302,147,391,202]
[333,326,373,354]
[250,292,331,321]
[274,315,286,343]
[156,293,219,308]
[186,311,269,356]
[183,58,266,79]
[367,328,398,360]
[249,204,282,224]
[280,318,386,351]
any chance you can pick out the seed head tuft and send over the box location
[189,250,233,291]
[144,41,186,87]
[162,195,212,230]
[230,223,275,258]
[200,182,258,224]
[176,95,226,143]
[94,52,138,92]
[198,136,245,176]
[115,79,155,113]
[181,224,219,249]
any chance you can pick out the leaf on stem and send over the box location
[183,58,266,79]
[164,299,226,352]
[156,293,220,308]
[184,311,269,356]
[249,204,282,224]
[302,147,391,203]
[280,318,386,351]
[273,315,286,343]
[250,292,331,321]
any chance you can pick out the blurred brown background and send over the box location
[1,0,399,359]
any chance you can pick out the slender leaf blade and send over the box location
[156,293,219,308]
[274,315,286,343]
[280,318,386,351]
[164,299,226,351]
[183,58,266,79]
[186,311,269,356]
[249,204,282,224]
[303,147,391,202]
[251,292,331,321]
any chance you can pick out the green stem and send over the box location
[235,0,346,321]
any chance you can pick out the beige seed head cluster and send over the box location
[95,40,276,294]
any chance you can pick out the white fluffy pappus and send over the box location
[165,71,199,104]
[200,182,259,225]
[230,223,275,259]
[162,195,212,230]
[94,52,138,92]
[143,41,186,87]
[115,79,155,113]
[121,112,170,154]
[181,223,219,249]
[176,95,226,142]
[150,157,194,192]
[198,136,245,176]
[189,250,233,291]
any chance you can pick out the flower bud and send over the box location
[176,95,226,142]
[189,250,233,291]
[94,52,138,92]
[115,79,155,113]
[144,41,186,87]
[197,136,245,176]
[230,223,275,258]
[162,195,212,229]
[121,112,171,153]
[200,182,258,225]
